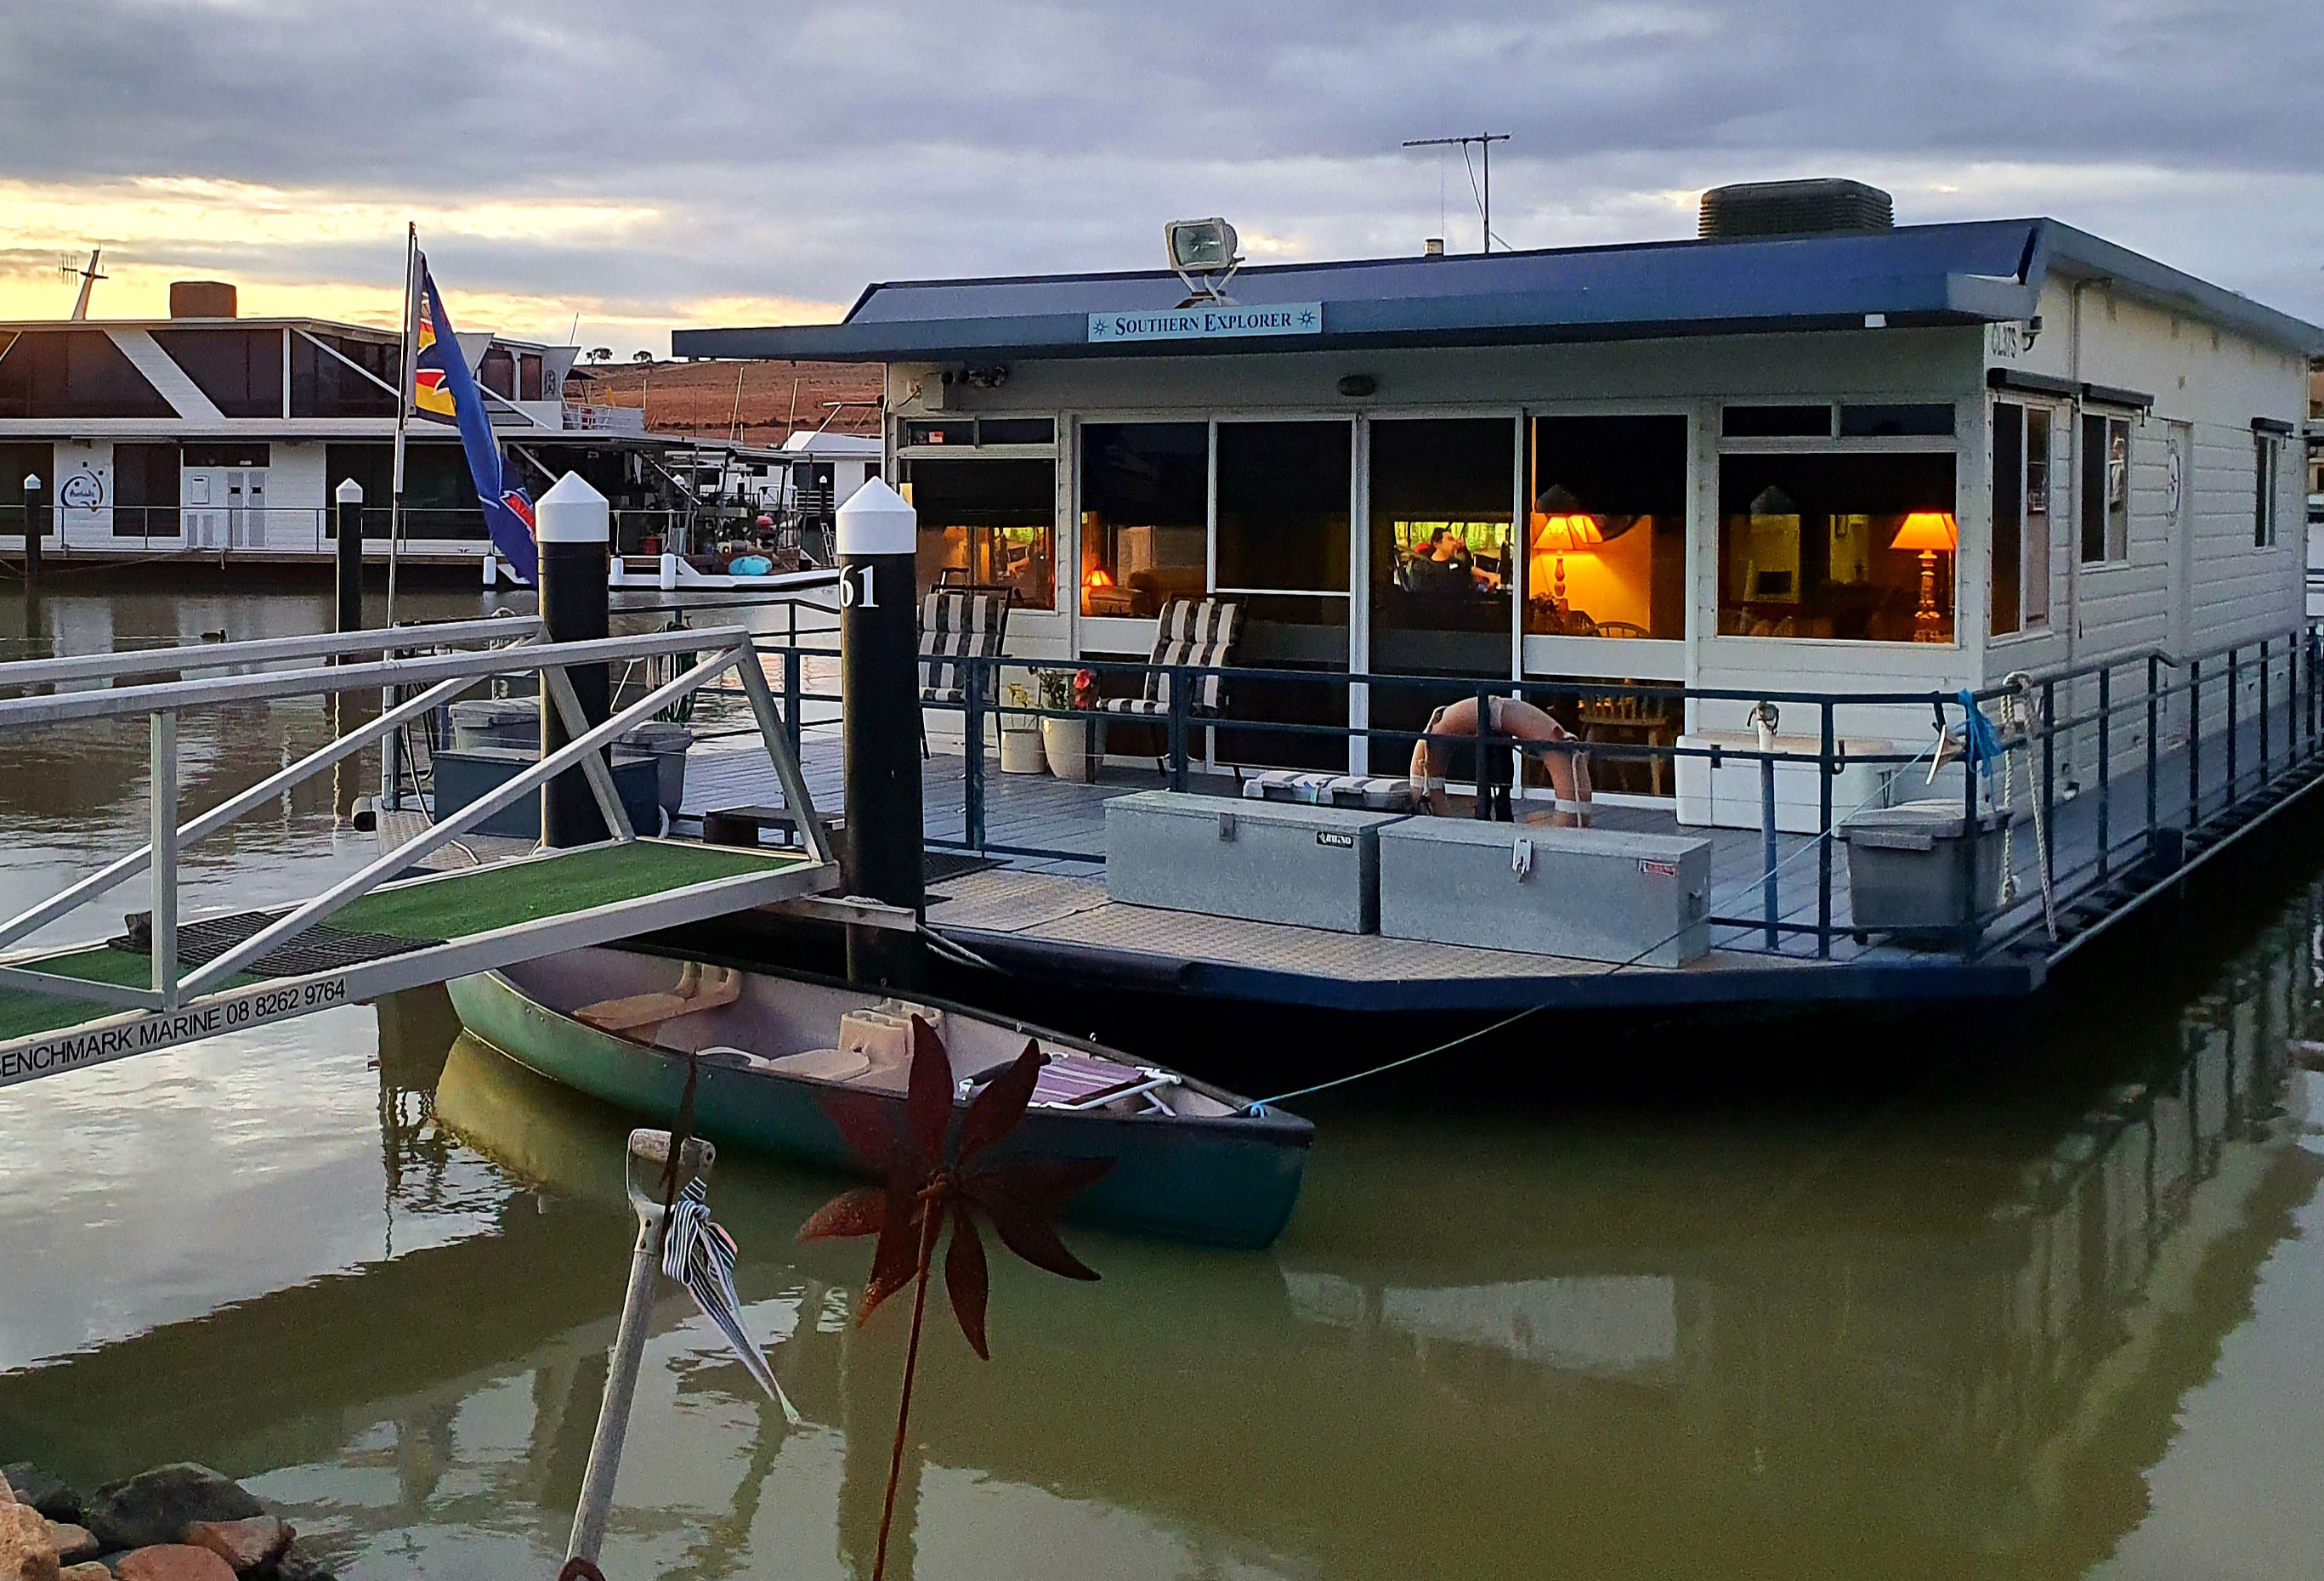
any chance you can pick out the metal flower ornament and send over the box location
[801,1016,1114,1579]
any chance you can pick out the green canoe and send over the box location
[445,946,1312,1248]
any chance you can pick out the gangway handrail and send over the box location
[0,616,542,689]
[0,625,731,728]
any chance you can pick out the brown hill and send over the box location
[566,360,882,445]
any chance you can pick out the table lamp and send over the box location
[1528,484,1601,609]
[1890,509,1958,643]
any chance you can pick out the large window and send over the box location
[0,331,174,419]
[1080,422,1206,618]
[2255,432,2284,548]
[1528,416,1686,639]
[1215,421,1351,595]
[112,443,180,537]
[152,329,282,418]
[1991,402,2054,637]
[1370,417,1514,670]
[2079,413,2131,564]
[1718,452,1958,642]
[290,332,399,419]
[902,457,1057,609]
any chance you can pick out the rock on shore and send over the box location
[85,1469,262,1556]
[0,1462,334,1581]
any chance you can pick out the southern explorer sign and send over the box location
[1088,302,1323,343]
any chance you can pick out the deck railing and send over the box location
[732,619,2324,968]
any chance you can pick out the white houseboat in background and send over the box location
[0,278,680,571]
[677,179,2321,791]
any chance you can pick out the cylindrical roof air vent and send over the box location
[1700,180,1894,239]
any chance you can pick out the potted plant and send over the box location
[999,680,1045,774]
[1037,667,1095,779]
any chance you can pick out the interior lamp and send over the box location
[1889,509,1958,643]
[1528,484,1602,608]
[1083,566,1114,590]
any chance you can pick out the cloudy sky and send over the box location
[3,0,2321,353]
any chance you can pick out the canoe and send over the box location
[445,946,1312,1248]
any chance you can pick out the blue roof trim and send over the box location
[673,218,2324,363]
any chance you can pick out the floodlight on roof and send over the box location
[1165,218,1243,305]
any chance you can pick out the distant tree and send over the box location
[587,347,613,364]
[632,349,655,363]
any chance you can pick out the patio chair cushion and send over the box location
[1101,598,1239,717]
[919,589,1010,705]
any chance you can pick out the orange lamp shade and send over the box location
[1890,511,1959,552]
[1083,566,1114,589]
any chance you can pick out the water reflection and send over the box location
[0,885,2315,1578]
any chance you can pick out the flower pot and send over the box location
[999,726,1046,774]
[1040,717,1088,779]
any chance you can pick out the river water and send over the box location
[2,586,2321,1580]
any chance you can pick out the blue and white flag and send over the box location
[664,1176,801,1425]
[410,261,540,584]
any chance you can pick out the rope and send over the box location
[1242,732,1942,1114]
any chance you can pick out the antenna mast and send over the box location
[60,249,106,319]
[1400,134,1511,253]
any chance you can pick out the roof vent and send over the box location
[168,280,238,319]
[1699,180,1894,240]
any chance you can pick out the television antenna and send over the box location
[1401,135,1511,252]
[58,249,106,319]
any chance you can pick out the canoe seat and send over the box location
[574,962,740,1037]
[1032,1052,1148,1108]
[757,1046,873,1082]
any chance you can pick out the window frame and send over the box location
[1989,397,2059,641]
[2077,411,2134,568]
[2254,430,2284,549]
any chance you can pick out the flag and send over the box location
[410,263,539,583]
[663,1176,802,1426]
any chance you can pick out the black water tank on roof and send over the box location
[1699,179,1894,239]
[168,280,238,318]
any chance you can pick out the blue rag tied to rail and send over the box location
[1953,688,2004,781]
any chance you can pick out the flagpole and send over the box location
[388,222,417,630]
[382,222,417,808]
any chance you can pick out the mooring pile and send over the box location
[1,1463,333,1581]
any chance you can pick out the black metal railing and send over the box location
[727,620,2324,967]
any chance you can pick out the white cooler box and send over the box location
[1105,790,1405,933]
[1378,819,1713,967]
[1675,731,1899,835]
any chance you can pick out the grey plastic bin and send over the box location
[446,698,693,816]
[1838,798,2008,934]
[1105,790,1404,932]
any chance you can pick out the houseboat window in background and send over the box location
[0,330,176,419]
[151,328,284,418]
[1215,419,1352,666]
[289,333,399,419]
[0,447,45,530]
[2254,432,2283,548]
[1528,416,1687,640]
[1991,402,2054,636]
[2079,413,2131,564]
[900,457,1057,609]
[1369,417,1513,674]
[1080,422,1207,618]
[1718,452,1958,641]
[111,443,181,539]
[478,345,517,400]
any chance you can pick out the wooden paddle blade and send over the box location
[944,1204,991,1360]
[798,1187,887,1242]
[955,1040,1044,1165]
[906,1016,955,1170]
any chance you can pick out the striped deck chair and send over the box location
[919,586,1012,756]
[1092,597,1240,776]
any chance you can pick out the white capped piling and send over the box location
[836,478,925,988]
[537,473,613,847]
[333,478,364,640]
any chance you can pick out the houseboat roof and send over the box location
[673,218,2324,364]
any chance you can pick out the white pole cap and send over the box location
[335,477,364,505]
[835,476,915,557]
[536,471,609,543]
[22,474,39,492]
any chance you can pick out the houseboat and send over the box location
[674,179,2321,804]
[0,278,683,572]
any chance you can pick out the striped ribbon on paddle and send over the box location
[662,1176,802,1426]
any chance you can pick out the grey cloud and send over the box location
[3,1,2321,340]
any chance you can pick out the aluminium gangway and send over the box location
[0,616,858,1087]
